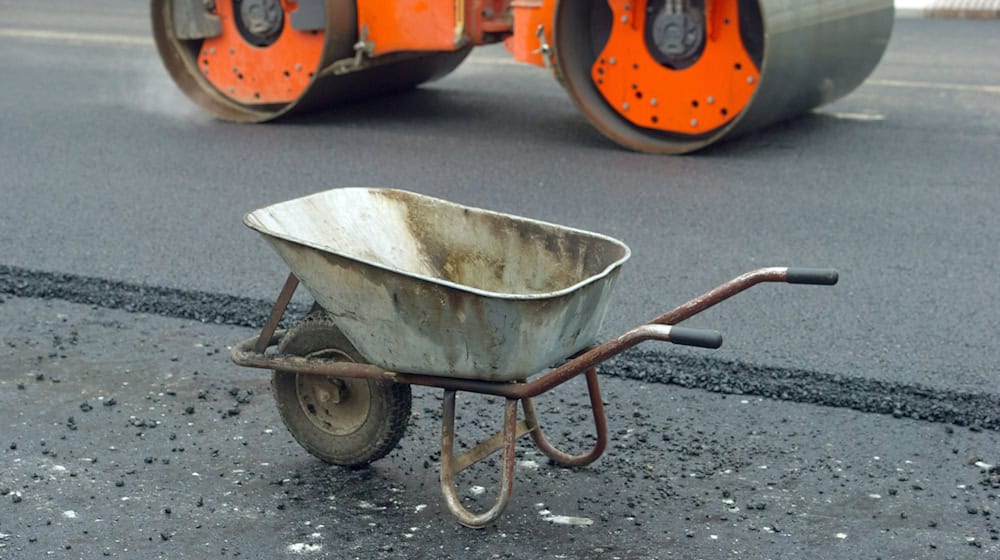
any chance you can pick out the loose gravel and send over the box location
[0,297,997,559]
[3,265,998,431]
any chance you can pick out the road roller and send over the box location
[152,1,894,153]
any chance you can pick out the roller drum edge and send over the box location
[553,0,895,154]
[152,0,894,151]
[151,0,471,123]
[728,0,896,141]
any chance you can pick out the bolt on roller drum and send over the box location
[151,0,470,122]
[553,0,894,153]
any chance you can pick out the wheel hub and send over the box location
[647,1,705,69]
[236,0,284,46]
[295,349,371,436]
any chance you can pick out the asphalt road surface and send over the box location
[1,3,999,559]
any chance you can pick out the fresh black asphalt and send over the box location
[1,3,999,558]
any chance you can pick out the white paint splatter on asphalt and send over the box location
[538,509,593,526]
[287,543,323,553]
[824,112,886,121]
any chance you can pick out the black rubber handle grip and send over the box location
[786,268,839,286]
[669,327,723,349]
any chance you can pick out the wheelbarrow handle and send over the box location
[785,268,839,286]
[628,324,723,349]
[651,267,840,326]
[667,326,724,349]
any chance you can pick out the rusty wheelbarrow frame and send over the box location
[232,266,837,527]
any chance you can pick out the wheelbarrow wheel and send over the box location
[272,315,411,467]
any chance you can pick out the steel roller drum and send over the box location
[151,0,471,122]
[553,0,896,153]
[151,1,894,151]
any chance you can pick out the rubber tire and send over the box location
[272,316,411,467]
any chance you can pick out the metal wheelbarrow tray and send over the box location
[243,187,632,381]
[231,188,839,527]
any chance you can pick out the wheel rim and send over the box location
[152,0,356,121]
[555,0,764,153]
[153,1,472,122]
[591,0,759,135]
[294,349,371,437]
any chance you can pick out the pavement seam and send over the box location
[3,264,998,431]
[896,0,1000,17]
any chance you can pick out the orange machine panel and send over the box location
[198,1,325,104]
[504,0,556,67]
[357,0,465,56]
[593,0,760,134]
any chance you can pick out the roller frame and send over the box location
[152,0,895,153]
[152,0,474,122]
[550,0,895,153]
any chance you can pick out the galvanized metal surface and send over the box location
[231,267,834,397]
[244,188,631,381]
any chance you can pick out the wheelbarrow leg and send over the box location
[522,367,608,467]
[254,273,299,354]
[439,390,519,528]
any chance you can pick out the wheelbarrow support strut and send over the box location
[437,367,609,527]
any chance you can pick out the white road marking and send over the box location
[3,27,999,98]
[823,112,887,121]
[868,79,1000,95]
[0,28,153,46]
[467,56,527,67]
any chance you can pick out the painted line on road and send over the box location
[0,28,153,46]
[868,78,1000,95]
[0,27,526,66]
[822,112,887,121]
[466,56,528,67]
[896,0,1000,18]
[3,28,999,96]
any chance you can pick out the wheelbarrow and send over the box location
[231,188,838,527]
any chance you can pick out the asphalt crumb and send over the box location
[1,277,998,559]
[3,264,997,432]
